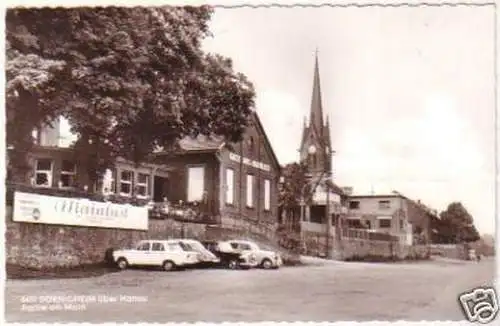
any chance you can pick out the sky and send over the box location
[201,4,496,234]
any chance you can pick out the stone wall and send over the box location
[6,205,206,269]
[5,205,296,269]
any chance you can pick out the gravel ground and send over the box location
[4,257,496,323]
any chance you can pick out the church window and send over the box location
[310,154,316,169]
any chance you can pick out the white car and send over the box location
[218,240,283,269]
[112,240,200,271]
[171,239,220,265]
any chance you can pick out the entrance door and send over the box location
[153,176,169,202]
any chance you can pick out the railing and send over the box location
[6,182,220,225]
[168,202,220,225]
[341,227,398,242]
[5,182,149,206]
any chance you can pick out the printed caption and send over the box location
[20,295,148,312]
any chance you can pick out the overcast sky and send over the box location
[202,4,496,234]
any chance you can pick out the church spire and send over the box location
[309,49,324,132]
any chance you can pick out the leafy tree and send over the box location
[6,6,255,188]
[437,202,480,243]
[278,162,310,225]
[6,39,66,181]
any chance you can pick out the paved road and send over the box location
[5,257,496,322]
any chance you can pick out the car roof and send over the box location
[169,239,200,243]
[140,239,183,244]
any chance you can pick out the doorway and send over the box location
[153,176,169,202]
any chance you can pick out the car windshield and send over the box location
[185,241,205,251]
[178,242,194,251]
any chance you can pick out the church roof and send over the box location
[309,52,324,131]
[300,52,332,151]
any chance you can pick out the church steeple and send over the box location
[299,50,333,177]
[309,49,325,133]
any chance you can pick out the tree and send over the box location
[438,202,480,243]
[6,6,255,188]
[6,39,66,181]
[278,162,310,225]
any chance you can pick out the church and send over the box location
[296,53,349,238]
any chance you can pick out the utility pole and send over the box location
[325,150,335,259]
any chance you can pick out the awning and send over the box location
[376,216,392,220]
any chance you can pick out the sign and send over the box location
[13,192,148,230]
[228,152,271,172]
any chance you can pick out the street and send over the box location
[5,257,496,322]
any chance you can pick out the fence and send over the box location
[341,227,398,242]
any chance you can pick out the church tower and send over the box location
[299,52,332,179]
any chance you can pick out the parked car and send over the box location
[112,239,200,271]
[170,239,220,267]
[217,240,283,269]
[146,201,170,219]
[201,240,247,269]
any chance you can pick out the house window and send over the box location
[379,219,391,228]
[187,166,205,202]
[136,173,150,198]
[120,170,134,196]
[34,159,53,187]
[60,160,76,188]
[102,168,116,194]
[264,179,271,211]
[225,168,234,205]
[378,200,391,209]
[349,201,360,209]
[246,174,254,208]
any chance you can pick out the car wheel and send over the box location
[261,258,273,270]
[227,259,239,270]
[162,260,176,271]
[116,258,128,270]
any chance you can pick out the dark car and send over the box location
[201,240,246,269]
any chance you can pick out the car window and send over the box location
[167,243,183,252]
[240,243,252,251]
[230,242,238,249]
[136,242,150,251]
[151,242,165,251]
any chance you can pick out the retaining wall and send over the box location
[5,205,295,269]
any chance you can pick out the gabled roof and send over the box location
[152,111,281,173]
[250,110,281,173]
[307,174,346,197]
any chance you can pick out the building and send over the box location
[8,111,281,226]
[153,111,281,224]
[297,53,347,233]
[347,192,435,245]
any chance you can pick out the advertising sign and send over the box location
[13,191,148,230]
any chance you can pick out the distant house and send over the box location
[346,193,436,245]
